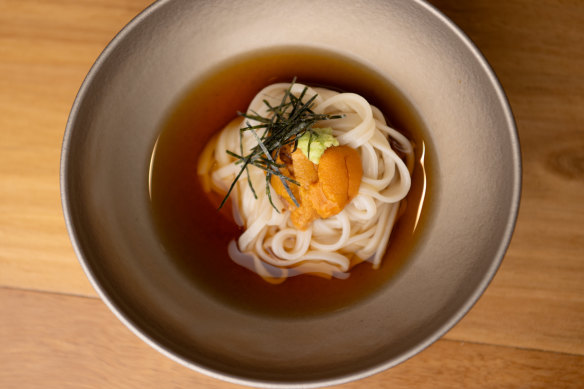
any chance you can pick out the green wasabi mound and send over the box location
[297,127,339,164]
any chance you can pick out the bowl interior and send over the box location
[62,0,520,386]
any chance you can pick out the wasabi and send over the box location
[297,127,339,164]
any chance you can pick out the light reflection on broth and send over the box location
[149,46,433,317]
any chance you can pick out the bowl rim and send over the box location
[60,0,522,387]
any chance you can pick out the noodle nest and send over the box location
[200,83,413,282]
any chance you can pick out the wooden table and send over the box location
[1,0,583,387]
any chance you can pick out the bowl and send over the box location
[60,0,521,387]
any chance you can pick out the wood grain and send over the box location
[1,288,582,389]
[428,0,584,357]
[0,0,147,296]
[1,0,583,387]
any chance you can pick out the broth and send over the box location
[149,46,433,318]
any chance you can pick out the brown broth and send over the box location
[149,46,433,318]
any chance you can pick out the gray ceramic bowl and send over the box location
[61,0,521,387]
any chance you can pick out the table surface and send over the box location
[1,0,583,388]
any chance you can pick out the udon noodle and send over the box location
[198,82,413,282]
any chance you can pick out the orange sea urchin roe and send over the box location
[271,145,363,230]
